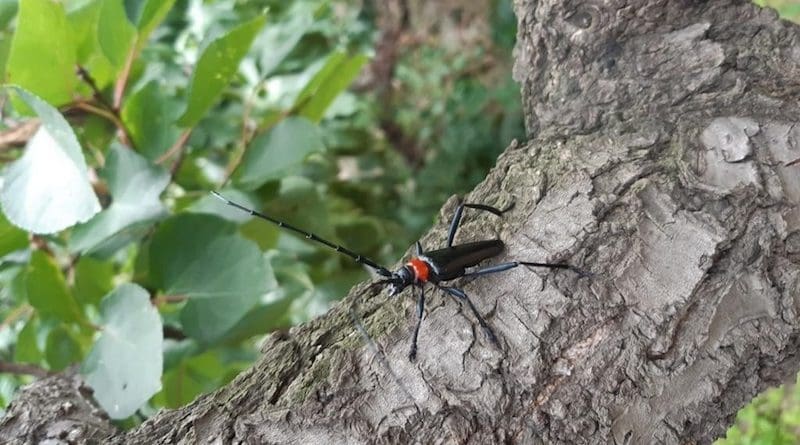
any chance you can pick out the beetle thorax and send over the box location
[408,258,430,282]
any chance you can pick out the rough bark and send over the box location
[3,0,800,443]
[0,371,116,443]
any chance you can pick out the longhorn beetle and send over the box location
[211,191,584,361]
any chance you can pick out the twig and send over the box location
[156,129,192,167]
[168,140,188,176]
[0,120,40,150]
[71,101,135,149]
[219,85,263,187]
[76,66,114,111]
[30,236,55,256]
[72,101,120,127]
[113,46,138,110]
[153,294,188,307]
[0,361,51,378]
[219,95,311,186]
[0,305,33,333]
[163,325,187,340]
[76,66,134,147]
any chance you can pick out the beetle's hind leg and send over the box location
[409,284,426,361]
[461,260,577,279]
[436,285,499,346]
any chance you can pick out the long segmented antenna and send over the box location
[211,191,393,277]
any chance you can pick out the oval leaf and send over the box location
[0,212,28,256]
[26,250,84,324]
[0,87,100,234]
[97,0,136,69]
[70,143,169,254]
[180,256,276,344]
[235,117,324,190]
[5,0,76,105]
[73,256,115,307]
[121,81,183,161]
[68,0,116,90]
[45,326,83,371]
[295,51,368,123]
[14,316,42,364]
[256,2,313,75]
[83,283,163,419]
[177,15,266,127]
[136,0,177,39]
[149,213,271,300]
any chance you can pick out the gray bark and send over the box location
[3,0,800,443]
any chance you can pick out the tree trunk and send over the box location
[3,0,800,443]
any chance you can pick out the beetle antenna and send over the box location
[212,191,393,277]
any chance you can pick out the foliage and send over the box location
[0,0,521,423]
[717,379,800,445]
[754,0,800,21]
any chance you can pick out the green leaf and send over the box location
[73,256,115,307]
[15,316,42,365]
[294,51,368,123]
[0,87,101,234]
[235,117,324,190]
[97,0,136,69]
[45,325,82,371]
[256,2,313,75]
[70,143,169,254]
[136,0,176,41]
[121,81,183,161]
[212,293,293,345]
[0,0,18,29]
[83,283,163,419]
[0,211,28,256]
[0,263,25,304]
[5,0,76,105]
[0,28,12,79]
[177,15,266,127]
[180,260,276,345]
[105,142,169,201]
[156,349,248,408]
[68,0,115,90]
[267,176,331,238]
[162,338,200,371]
[26,251,85,324]
[149,213,271,300]
[158,360,204,408]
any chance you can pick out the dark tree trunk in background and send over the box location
[3,0,800,443]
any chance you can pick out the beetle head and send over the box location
[387,267,413,296]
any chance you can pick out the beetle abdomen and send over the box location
[422,240,505,282]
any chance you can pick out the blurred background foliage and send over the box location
[0,0,798,440]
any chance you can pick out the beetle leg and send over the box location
[462,260,576,278]
[446,201,514,247]
[437,285,498,346]
[409,284,426,361]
